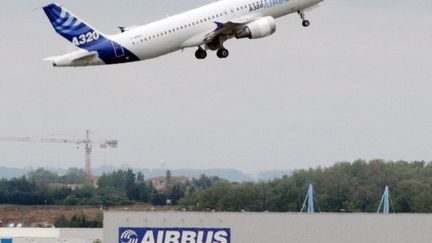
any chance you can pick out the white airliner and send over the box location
[43,0,323,67]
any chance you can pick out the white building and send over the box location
[0,228,102,243]
[104,212,432,243]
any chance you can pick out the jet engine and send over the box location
[235,16,276,39]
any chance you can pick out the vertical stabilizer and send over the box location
[43,3,105,48]
[42,3,139,65]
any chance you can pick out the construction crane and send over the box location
[0,130,118,180]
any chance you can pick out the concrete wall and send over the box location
[104,212,432,243]
[0,228,59,238]
[60,229,103,241]
[11,238,92,243]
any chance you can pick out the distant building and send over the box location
[48,183,82,190]
[149,176,189,192]
[89,176,100,187]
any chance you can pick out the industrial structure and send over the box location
[377,186,395,214]
[300,184,316,213]
[0,130,118,179]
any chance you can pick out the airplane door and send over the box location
[111,41,125,58]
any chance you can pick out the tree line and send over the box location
[0,160,431,213]
[178,160,432,213]
[0,168,159,206]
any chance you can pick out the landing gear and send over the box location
[298,11,310,27]
[195,47,207,59]
[217,48,229,59]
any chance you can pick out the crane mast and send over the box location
[85,130,92,180]
[0,130,117,181]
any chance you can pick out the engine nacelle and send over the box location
[236,17,276,39]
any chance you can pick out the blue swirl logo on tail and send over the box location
[43,4,95,46]
[43,3,139,64]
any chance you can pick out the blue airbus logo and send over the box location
[120,230,139,243]
[119,227,231,243]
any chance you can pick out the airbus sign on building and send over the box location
[119,227,230,243]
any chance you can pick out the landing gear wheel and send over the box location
[298,11,310,27]
[195,48,207,59]
[217,48,229,58]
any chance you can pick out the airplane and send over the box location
[42,0,324,67]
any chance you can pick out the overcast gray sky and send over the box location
[0,0,431,173]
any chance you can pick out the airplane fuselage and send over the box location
[44,0,323,66]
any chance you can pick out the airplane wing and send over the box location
[181,13,263,48]
[204,13,264,42]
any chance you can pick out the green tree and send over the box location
[62,168,87,184]
[28,168,59,184]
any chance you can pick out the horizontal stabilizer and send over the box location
[43,51,98,67]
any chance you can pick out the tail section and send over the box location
[43,3,140,65]
[43,3,104,48]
